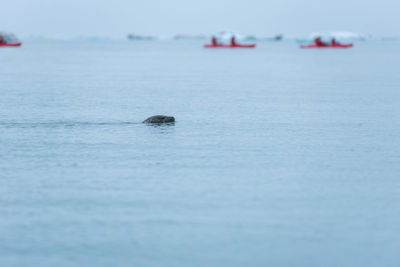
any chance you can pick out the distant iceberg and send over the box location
[243,34,283,42]
[127,34,156,41]
[173,34,207,40]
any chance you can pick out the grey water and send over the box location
[1,39,400,267]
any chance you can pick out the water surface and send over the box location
[1,40,400,267]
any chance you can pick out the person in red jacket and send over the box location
[231,36,237,46]
[0,35,4,44]
[211,36,218,46]
[314,37,326,46]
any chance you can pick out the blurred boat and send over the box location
[204,43,256,48]
[300,35,354,49]
[0,42,22,47]
[0,32,22,47]
[300,43,353,49]
[204,31,256,48]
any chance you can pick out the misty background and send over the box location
[1,0,399,39]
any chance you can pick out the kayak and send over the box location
[0,42,22,47]
[204,43,256,48]
[300,43,353,49]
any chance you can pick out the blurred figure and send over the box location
[331,38,339,45]
[0,35,4,44]
[231,36,237,46]
[211,36,218,46]
[314,37,326,46]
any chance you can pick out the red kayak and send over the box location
[0,42,22,47]
[300,43,353,49]
[204,43,256,48]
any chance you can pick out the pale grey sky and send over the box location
[1,0,399,38]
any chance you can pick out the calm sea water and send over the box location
[1,39,400,267]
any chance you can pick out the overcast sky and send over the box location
[1,0,399,38]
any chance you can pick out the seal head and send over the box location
[143,115,175,124]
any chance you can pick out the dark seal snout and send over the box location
[143,115,175,124]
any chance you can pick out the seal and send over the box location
[143,115,175,124]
